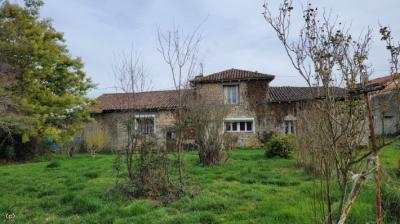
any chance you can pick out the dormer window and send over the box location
[224,84,239,104]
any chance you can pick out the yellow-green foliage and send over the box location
[0,0,94,146]
[84,122,107,155]
[265,135,295,158]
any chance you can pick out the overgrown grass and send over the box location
[0,141,399,223]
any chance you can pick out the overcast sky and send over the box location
[16,0,400,97]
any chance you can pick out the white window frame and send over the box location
[223,84,240,104]
[284,120,295,134]
[223,118,255,133]
[283,115,296,135]
[135,113,156,134]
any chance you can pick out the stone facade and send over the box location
[193,80,307,147]
[91,69,336,150]
[91,85,314,149]
[195,80,265,147]
[372,91,400,135]
[90,110,176,151]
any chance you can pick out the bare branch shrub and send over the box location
[157,24,201,193]
[127,136,175,200]
[185,97,228,166]
[63,131,83,157]
[112,49,176,200]
[84,121,107,157]
[263,1,380,222]
[223,133,238,151]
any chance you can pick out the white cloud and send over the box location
[33,0,400,97]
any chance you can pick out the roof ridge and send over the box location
[207,68,271,76]
[99,89,185,97]
[369,73,400,82]
[192,68,275,83]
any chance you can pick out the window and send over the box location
[224,119,254,132]
[136,116,155,134]
[225,122,231,131]
[166,131,176,140]
[224,84,239,104]
[285,120,295,134]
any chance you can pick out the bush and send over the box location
[5,146,15,161]
[84,121,108,157]
[114,136,177,200]
[265,135,294,158]
[0,134,49,161]
[46,161,60,169]
[197,125,226,166]
[258,131,274,145]
[382,185,400,223]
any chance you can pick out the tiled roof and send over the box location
[268,86,347,103]
[191,68,275,83]
[368,74,400,94]
[368,74,400,86]
[95,90,192,111]
[96,86,347,111]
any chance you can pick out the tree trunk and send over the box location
[338,173,366,224]
[365,93,383,224]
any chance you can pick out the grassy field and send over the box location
[0,141,399,224]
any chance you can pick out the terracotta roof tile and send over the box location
[368,74,400,86]
[192,68,274,83]
[95,90,193,111]
[268,86,346,102]
[368,74,400,94]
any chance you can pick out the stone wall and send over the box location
[90,81,320,150]
[87,110,176,152]
[192,80,307,147]
[372,91,400,135]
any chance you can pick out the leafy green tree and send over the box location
[0,0,94,150]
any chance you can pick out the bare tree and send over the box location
[113,49,147,182]
[380,26,400,84]
[157,25,201,194]
[380,25,400,202]
[112,49,175,199]
[263,1,382,223]
[184,96,228,166]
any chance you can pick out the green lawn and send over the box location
[0,141,399,224]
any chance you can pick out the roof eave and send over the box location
[191,76,275,84]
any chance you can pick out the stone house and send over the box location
[369,74,400,135]
[93,68,344,150]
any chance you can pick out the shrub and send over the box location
[223,133,238,151]
[382,185,400,223]
[265,135,294,158]
[397,158,400,178]
[84,121,108,157]
[0,134,48,161]
[63,132,84,157]
[46,161,60,169]
[133,137,175,198]
[4,146,15,161]
[114,136,176,200]
[258,131,274,145]
[197,124,226,166]
[83,171,99,179]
